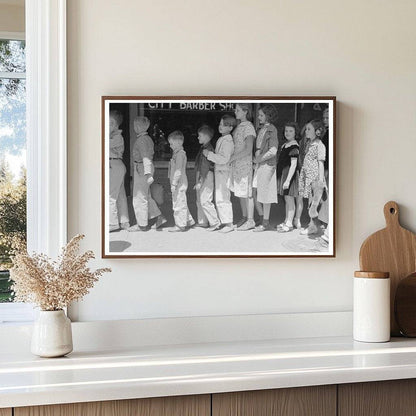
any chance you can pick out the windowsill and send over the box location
[0,303,35,324]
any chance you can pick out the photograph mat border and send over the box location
[102,97,336,258]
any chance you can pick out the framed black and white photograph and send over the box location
[102,96,336,258]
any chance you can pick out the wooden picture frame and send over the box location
[102,96,336,258]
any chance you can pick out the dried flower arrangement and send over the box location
[10,234,111,311]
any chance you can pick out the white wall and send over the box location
[0,3,24,33]
[67,0,416,322]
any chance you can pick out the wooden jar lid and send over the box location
[354,271,390,279]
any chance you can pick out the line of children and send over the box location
[201,112,326,236]
[114,107,327,237]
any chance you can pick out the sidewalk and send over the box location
[109,225,328,255]
[112,167,329,255]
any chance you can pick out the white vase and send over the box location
[31,310,73,357]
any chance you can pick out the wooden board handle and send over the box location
[384,201,400,228]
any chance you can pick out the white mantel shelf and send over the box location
[2,336,416,409]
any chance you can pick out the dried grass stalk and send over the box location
[10,234,111,310]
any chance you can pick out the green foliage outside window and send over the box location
[0,39,27,302]
[0,161,26,302]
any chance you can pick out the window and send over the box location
[0,0,67,324]
[0,35,26,306]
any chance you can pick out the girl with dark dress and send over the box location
[277,122,300,232]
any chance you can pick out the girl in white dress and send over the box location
[253,105,279,232]
[230,104,256,231]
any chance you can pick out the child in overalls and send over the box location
[204,114,236,233]
[168,130,194,232]
[128,116,166,232]
[194,125,220,230]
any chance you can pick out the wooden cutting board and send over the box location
[359,201,416,336]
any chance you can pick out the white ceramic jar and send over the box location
[31,310,73,357]
[353,271,390,343]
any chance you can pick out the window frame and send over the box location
[0,0,67,323]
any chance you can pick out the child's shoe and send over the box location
[207,222,221,231]
[236,217,247,228]
[255,216,264,226]
[195,222,209,229]
[128,225,149,232]
[318,228,329,247]
[278,223,294,233]
[109,225,120,232]
[155,215,167,229]
[169,226,187,232]
[300,221,319,235]
[237,219,255,231]
[254,220,273,232]
[318,237,329,248]
[207,223,221,232]
[219,224,234,233]
[276,222,286,230]
[120,222,130,230]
